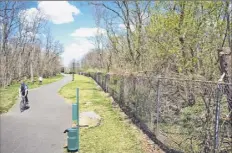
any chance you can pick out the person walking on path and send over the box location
[39,76,43,85]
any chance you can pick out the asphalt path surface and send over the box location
[0,75,72,153]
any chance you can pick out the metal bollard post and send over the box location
[64,88,79,153]
[76,88,79,151]
[72,103,77,121]
[64,127,78,152]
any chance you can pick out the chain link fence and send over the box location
[81,72,232,153]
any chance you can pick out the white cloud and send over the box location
[62,27,106,66]
[19,8,39,23]
[61,38,95,66]
[71,28,106,37]
[18,9,46,39]
[38,1,80,24]
[118,24,135,32]
[19,1,79,25]
[19,8,46,24]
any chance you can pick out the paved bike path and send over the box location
[0,75,72,153]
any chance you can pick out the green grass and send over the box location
[59,75,146,153]
[0,74,64,114]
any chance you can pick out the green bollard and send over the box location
[72,103,77,121]
[72,88,79,123]
[64,88,79,152]
[76,88,79,151]
[64,127,78,152]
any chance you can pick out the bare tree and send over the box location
[0,1,63,87]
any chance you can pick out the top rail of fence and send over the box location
[82,71,232,85]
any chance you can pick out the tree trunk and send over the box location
[218,47,232,121]
[30,45,35,82]
[19,51,21,79]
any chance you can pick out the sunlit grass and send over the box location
[59,75,145,153]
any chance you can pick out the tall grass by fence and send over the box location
[81,72,232,153]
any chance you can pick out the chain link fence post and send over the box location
[156,78,160,136]
[214,83,222,153]
[119,76,124,105]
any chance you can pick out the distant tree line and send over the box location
[0,1,63,87]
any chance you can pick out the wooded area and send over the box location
[80,1,232,152]
[82,1,231,82]
[0,1,63,87]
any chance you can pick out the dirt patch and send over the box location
[79,111,101,127]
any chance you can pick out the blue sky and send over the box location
[47,2,95,45]
[23,1,101,67]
